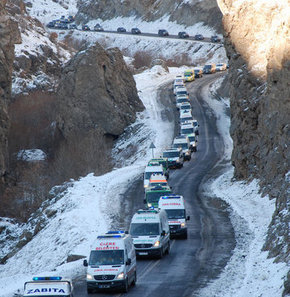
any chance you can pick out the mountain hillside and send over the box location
[217,0,289,293]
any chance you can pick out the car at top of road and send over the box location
[129,209,170,258]
[216,63,227,71]
[194,34,204,40]
[158,29,169,36]
[172,135,191,161]
[193,67,203,78]
[117,27,126,32]
[23,276,74,297]
[176,96,190,109]
[184,69,195,82]
[158,195,190,239]
[82,24,90,31]
[178,31,189,38]
[131,27,141,34]
[94,23,104,31]
[187,133,197,152]
[162,147,184,169]
[203,63,216,74]
[211,35,221,42]
[83,231,136,293]
[148,158,170,178]
[179,102,192,113]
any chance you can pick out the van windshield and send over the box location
[146,191,171,204]
[145,170,163,179]
[188,135,196,142]
[89,250,124,266]
[176,91,187,96]
[163,151,179,158]
[173,143,188,150]
[204,65,212,70]
[181,117,193,123]
[165,209,185,219]
[177,98,188,104]
[180,105,191,110]
[181,128,194,134]
[130,223,160,236]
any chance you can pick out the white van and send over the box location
[149,173,168,187]
[175,87,188,98]
[83,231,136,293]
[180,123,195,136]
[187,133,197,152]
[24,277,73,297]
[144,165,164,189]
[129,209,170,258]
[172,136,191,161]
[158,195,190,239]
[176,96,189,109]
[180,110,194,124]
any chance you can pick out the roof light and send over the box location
[106,231,124,234]
[33,277,62,281]
[161,195,181,199]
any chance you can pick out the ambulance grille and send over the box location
[170,225,180,230]
[94,275,115,280]
[134,244,153,248]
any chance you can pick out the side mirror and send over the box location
[126,258,132,266]
[83,259,88,267]
[125,230,129,234]
[170,186,173,190]
[187,216,190,221]
[161,230,166,236]
[143,199,146,204]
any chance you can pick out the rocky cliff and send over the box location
[76,0,223,32]
[0,0,21,188]
[55,43,144,179]
[217,0,289,293]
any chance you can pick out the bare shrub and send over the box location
[49,32,58,43]
[133,51,153,69]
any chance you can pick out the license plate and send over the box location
[99,284,110,289]
[139,252,148,255]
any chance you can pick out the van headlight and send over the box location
[116,272,125,280]
[87,273,93,280]
[144,184,149,188]
[147,203,152,207]
[181,222,186,228]
[153,240,160,247]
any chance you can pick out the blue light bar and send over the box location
[161,195,181,199]
[106,231,124,234]
[33,277,62,281]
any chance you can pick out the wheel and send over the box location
[158,247,163,259]
[165,241,170,254]
[122,279,129,293]
[193,147,197,152]
[87,288,93,294]
[132,271,137,286]
[183,232,188,240]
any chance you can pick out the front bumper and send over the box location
[87,279,126,290]
[135,248,162,257]
[168,161,183,169]
[169,225,187,237]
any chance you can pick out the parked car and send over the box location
[117,27,126,32]
[194,34,204,40]
[178,31,189,38]
[158,29,169,36]
[94,24,104,31]
[211,35,221,42]
[82,24,90,31]
[131,28,141,34]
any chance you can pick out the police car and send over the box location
[23,276,73,297]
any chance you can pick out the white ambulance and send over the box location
[158,195,190,239]
[23,277,73,297]
[129,209,170,258]
[143,165,164,189]
[83,231,136,293]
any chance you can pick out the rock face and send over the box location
[0,0,20,187]
[76,0,222,32]
[217,0,289,293]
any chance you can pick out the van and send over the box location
[203,63,216,74]
[144,185,172,208]
[176,96,189,109]
[180,123,195,136]
[184,70,195,82]
[162,147,184,169]
[180,111,194,124]
[176,87,189,98]
[173,136,191,161]
[187,133,197,152]
[24,277,73,297]
[148,158,169,178]
[158,195,190,239]
[129,209,170,258]
[144,165,164,189]
[179,102,192,113]
[149,173,168,187]
[83,231,136,293]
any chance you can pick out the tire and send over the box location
[193,147,197,152]
[165,241,170,254]
[87,288,93,294]
[132,271,137,286]
[122,279,129,293]
[183,232,188,240]
[158,247,163,259]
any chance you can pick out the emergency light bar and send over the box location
[106,231,125,234]
[33,277,62,281]
[137,209,158,214]
[161,195,181,199]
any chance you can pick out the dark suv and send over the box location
[117,27,126,33]
[158,29,169,36]
[178,31,189,38]
[194,34,204,40]
[131,28,141,34]
[211,35,221,42]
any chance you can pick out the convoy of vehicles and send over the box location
[83,231,136,293]
[129,209,170,258]
[158,195,190,239]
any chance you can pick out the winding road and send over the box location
[73,72,235,297]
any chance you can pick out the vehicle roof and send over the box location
[163,147,181,152]
[181,123,194,128]
[145,165,163,172]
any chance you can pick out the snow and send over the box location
[17,149,47,162]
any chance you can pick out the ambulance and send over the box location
[149,173,168,187]
[158,195,190,239]
[129,209,170,258]
[83,231,136,293]
[143,165,164,189]
[23,276,73,297]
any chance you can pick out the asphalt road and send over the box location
[73,72,235,297]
